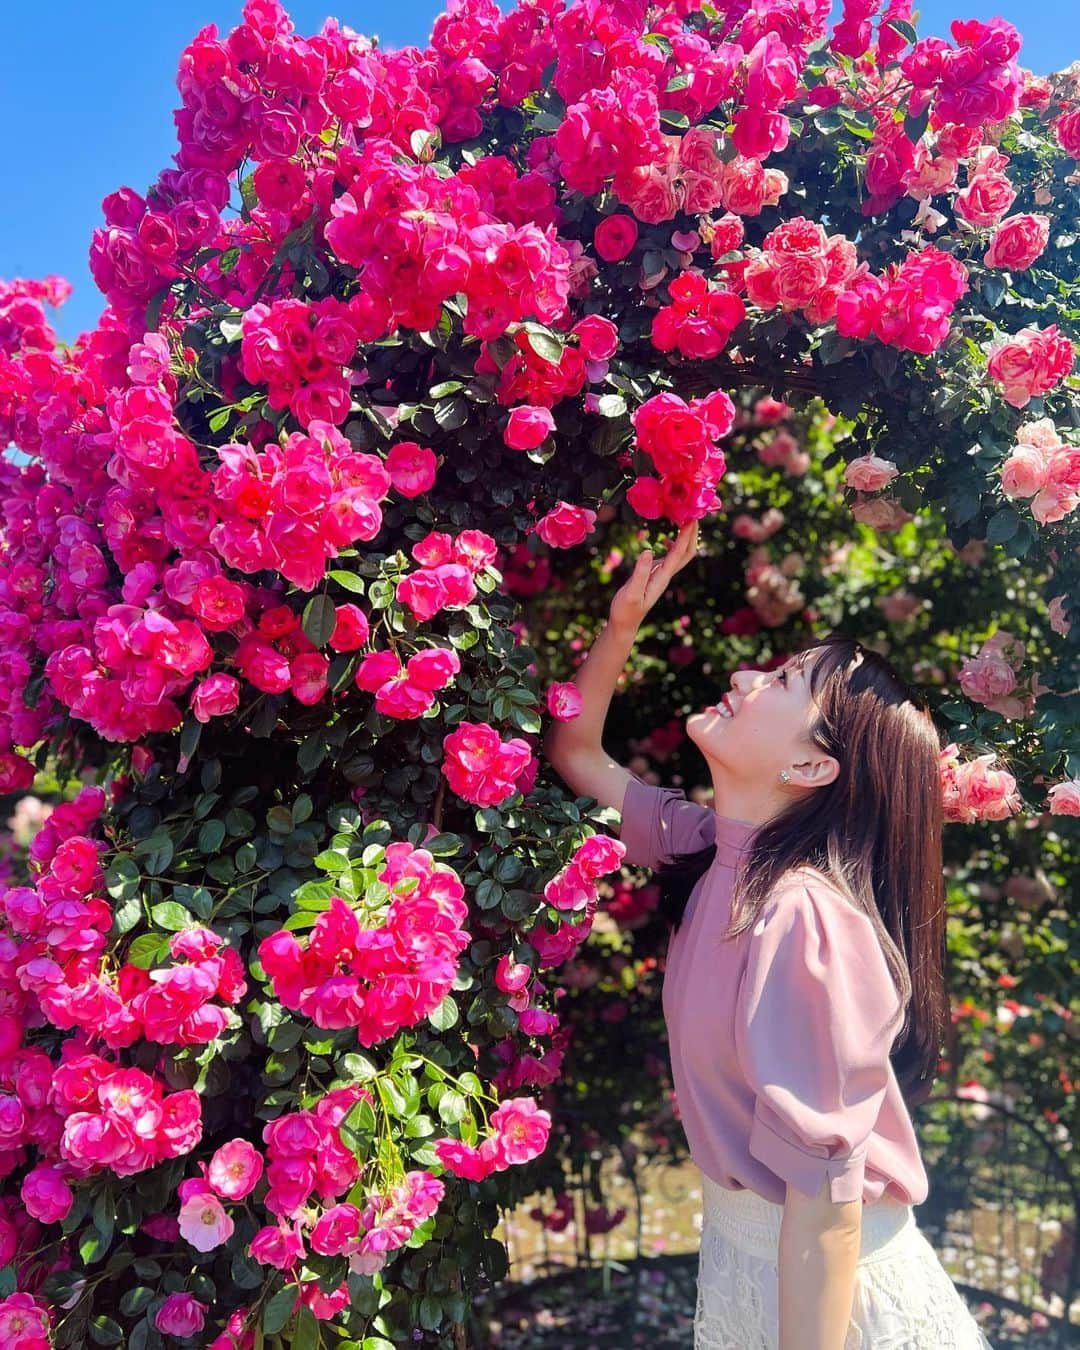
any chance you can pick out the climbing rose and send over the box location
[987,326,1075,408]
[984,214,1050,271]
[843,454,899,492]
[155,1294,208,1337]
[1047,780,1080,815]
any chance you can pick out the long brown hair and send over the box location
[654,633,949,1109]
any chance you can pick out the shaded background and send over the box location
[0,0,1073,341]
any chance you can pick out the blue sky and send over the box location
[1,1,1074,343]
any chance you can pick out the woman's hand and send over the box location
[607,520,699,635]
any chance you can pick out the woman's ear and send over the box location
[788,752,840,789]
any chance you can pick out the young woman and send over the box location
[544,521,994,1350]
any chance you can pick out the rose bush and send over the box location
[0,0,1076,1345]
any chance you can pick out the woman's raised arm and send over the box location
[544,521,699,817]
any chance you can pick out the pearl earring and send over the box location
[778,770,791,784]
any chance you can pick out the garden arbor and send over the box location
[0,1,1076,1347]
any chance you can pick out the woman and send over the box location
[544,520,993,1350]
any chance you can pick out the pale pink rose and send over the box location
[1031,482,1079,524]
[619,163,681,224]
[877,591,924,623]
[984,214,1051,270]
[1016,417,1064,452]
[178,1191,235,1252]
[1048,595,1072,636]
[546,681,583,721]
[1047,779,1080,815]
[850,495,914,530]
[1000,445,1050,498]
[843,453,899,492]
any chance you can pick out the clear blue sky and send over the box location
[1,1,1074,343]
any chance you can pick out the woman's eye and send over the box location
[778,669,788,685]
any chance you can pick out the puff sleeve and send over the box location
[733,875,902,1204]
[618,775,715,871]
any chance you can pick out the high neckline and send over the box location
[712,812,763,867]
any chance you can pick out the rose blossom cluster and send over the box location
[651,272,746,360]
[543,832,627,914]
[177,1138,263,1253]
[434,1095,551,1182]
[395,528,498,623]
[487,315,619,411]
[355,644,461,721]
[238,296,364,429]
[260,844,470,1040]
[628,390,736,526]
[836,246,969,354]
[954,147,1017,229]
[614,127,740,225]
[958,630,1038,721]
[441,721,535,807]
[900,18,1023,129]
[940,744,1021,823]
[756,429,810,476]
[732,508,785,543]
[211,418,393,591]
[745,217,858,325]
[999,419,1080,525]
[326,139,571,342]
[48,1054,201,1178]
[987,326,1076,409]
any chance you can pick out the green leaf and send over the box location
[659,108,690,130]
[596,393,628,418]
[887,18,918,44]
[985,506,1020,543]
[89,1317,125,1347]
[521,324,565,365]
[302,594,337,647]
[903,107,930,143]
[262,1284,297,1335]
[150,901,192,932]
[126,933,169,969]
[327,569,366,593]
[199,819,227,854]
[292,1305,322,1349]
[428,995,459,1031]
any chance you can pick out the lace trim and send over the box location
[694,1190,995,1349]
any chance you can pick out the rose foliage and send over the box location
[0,0,1077,1345]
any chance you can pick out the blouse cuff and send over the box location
[748,1109,868,1204]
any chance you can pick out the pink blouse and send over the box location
[620,774,929,1207]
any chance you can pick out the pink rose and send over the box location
[155,1294,208,1337]
[987,326,1076,408]
[546,681,582,721]
[385,441,437,498]
[1048,595,1072,637]
[208,1139,264,1200]
[535,502,597,549]
[310,1203,364,1256]
[1047,779,1080,816]
[843,454,899,492]
[593,215,639,262]
[354,648,402,691]
[505,406,555,450]
[958,653,1017,705]
[1054,107,1080,158]
[250,1222,305,1269]
[329,603,370,652]
[850,495,914,530]
[1000,445,1050,499]
[405,646,460,692]
[191,672,241,724]
[20,1165,73,1223]
[489,1097,552,1166]
[984,214,1050,271]
[955,172,1016,227]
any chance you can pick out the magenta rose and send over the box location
[593,214,639,262]
[504,405,555,450]
[191,672,241,724]
[536,502,597,549]
[385,441,437,497]
[155,1294,208,1338]
[546,681,583,721]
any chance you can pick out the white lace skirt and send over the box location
[695,1174,995,1348]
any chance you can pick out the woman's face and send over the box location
[686,648,840,792]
